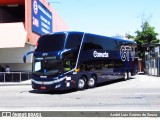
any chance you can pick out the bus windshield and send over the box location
[33,32,84,76]
[35,33,66,52]
[33,57,64,76]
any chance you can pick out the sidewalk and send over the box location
[0,79,31,86]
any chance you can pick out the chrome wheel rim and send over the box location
[88,77,95,87]
[124,72,128,80]
[128,72,131,79]
[78,78,85,89]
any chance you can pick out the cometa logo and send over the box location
[93,51,109,58]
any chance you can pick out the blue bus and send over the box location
[23,31,138,91]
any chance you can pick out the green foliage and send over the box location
[134,21,159,59]
[125,33,134,39]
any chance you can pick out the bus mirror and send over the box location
[23,55,26,63]
[23,51,34,63]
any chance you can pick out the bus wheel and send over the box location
[128,72,131,79]
[124,72,128,80]
[77,77,86,90]
[87,76,96,88]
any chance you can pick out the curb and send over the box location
[0,80,31,86]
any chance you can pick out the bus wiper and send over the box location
[23,51,35,63]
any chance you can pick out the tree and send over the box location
[134,21,159,59]
[125,33,134,40]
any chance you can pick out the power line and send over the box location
[48,0,61,4]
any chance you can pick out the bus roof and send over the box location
[44,31,136,44]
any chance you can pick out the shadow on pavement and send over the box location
[29,77,136,95]
[138,72,145,75]
[29,89,77,95]
[96,78,125,88]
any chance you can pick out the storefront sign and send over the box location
[32,0,52,35]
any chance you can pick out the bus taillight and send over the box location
[36,42,38,46]
[35,42,38,49]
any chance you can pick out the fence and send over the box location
[0,72,32,82]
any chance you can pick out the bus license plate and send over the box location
[41,86,46,90]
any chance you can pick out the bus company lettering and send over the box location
[120,45,135,61]
[93,51,109,58]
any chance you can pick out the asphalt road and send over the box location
[0,73,160,111]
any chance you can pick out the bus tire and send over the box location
[124,72,128,80]
[77,76,86,90]
[87,76,96,88]
[128,71,131,79]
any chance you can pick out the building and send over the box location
[0,0,68,72]
[144,45,160,76]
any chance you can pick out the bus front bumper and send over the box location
[31,79,67,91]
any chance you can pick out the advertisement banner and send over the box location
[32,0,52,35]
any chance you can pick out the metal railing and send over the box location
[0,72,32,82]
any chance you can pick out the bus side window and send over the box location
[62,52,77,72]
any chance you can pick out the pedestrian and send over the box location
[1,66,5,72]
[6,65,10,73]
[0,65,2,71]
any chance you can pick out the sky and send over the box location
[50,0,160,37]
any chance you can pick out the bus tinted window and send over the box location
[65,33,83,49]
[83,34,115,51]
[35,33,66,52]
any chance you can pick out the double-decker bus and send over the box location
[23,31,138,91]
